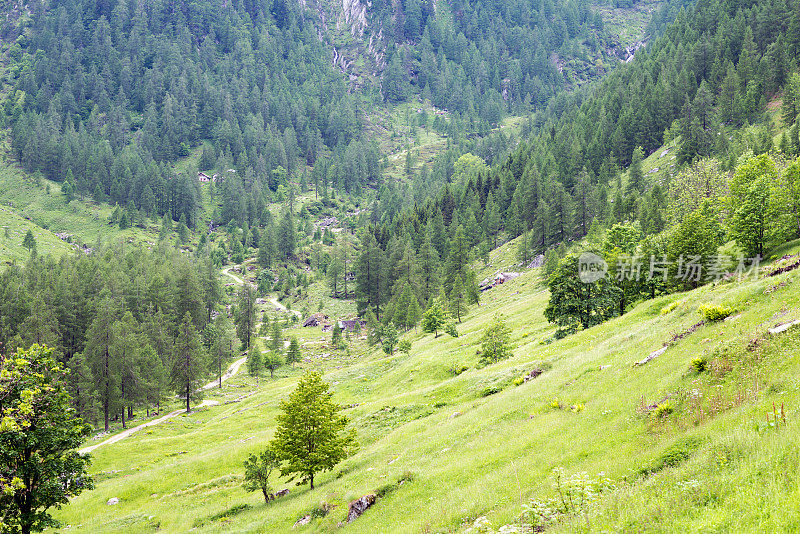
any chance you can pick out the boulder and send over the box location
[347,494,376,522]
[769,320,800,335]
[634,346,667,366]
[106,497,119,505]
[275,488,290,499]
[293,515,311,528]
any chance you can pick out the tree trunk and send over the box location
[104,398,109,431]
[310,473,314,490]
[121,381,126,429]
[186,382,190,413]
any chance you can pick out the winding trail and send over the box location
[79,400,220,455]
[270,296,302,318]
[201,355,248,391]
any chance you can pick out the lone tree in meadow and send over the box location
[478,314,513,365]
[0,345,93,534]
[270,371,357,490]
[22,229,36,251]
[422,300,447,337]
[262,350,283,378]
[243,447,281,503]
[286,337,301,368]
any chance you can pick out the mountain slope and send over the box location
[52,241,800,532]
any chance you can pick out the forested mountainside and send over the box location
[0,0,675,231]
[355,0,800,339]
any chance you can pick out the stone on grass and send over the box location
[347,494,376,522]
[106,497,119,505]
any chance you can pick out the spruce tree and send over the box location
[171,313,208,412]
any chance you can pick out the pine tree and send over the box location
[381,323,399,355]
[247,347,263,379]
[109,311,143,429]
[22,229,36,251]
[286,337,302,368]
[449,274,468,323]
[270,321,283,353]
[171,312,208,412]
[84,297,119,431]
[331,322,342,348]
[234,284,256,351]
[626,146,644,195]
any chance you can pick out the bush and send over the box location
[398,339,412,354]
[691,356,708,373]
[660,300,681,315]
[638,437,702,476]
[698,303,734,322]
[653,401,673,420]
[445,322,459,337]
[448,365,468,376]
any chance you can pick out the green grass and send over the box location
[49,244,800,532]
[0,164,158,250]
[0,205,74,263]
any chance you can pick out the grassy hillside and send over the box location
[49,239,800,532]
[0,164,157,250]
[0,204,74,263]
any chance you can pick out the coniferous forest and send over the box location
[4,0,800,530]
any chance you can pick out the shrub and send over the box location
[653,401,673,420]
[478,315,513,365]
[660,300,681,315]
[691,356,708,373]
[448,365,468,376]
[445,322,459,337]
[398,339,412,354]
[698,303,734,322]
[481,386,502,397]
[638,437,702,476]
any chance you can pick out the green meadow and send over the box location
[50,240,800,532]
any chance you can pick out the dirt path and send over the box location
[221,265,245,285]
[79,400,220,455]
[270,296,302,318]
[201,355,248,390]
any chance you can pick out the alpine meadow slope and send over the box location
[48,239,800,532]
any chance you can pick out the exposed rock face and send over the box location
[339,0,369,37]
[347,494,376,522]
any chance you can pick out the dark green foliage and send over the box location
[544,253,619,337]
[243,448,280,503]
[286,337,302,368]
[7,0,361,227]
[638,438,703,477]
[381,323,398,355]
[21,229,36,251]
